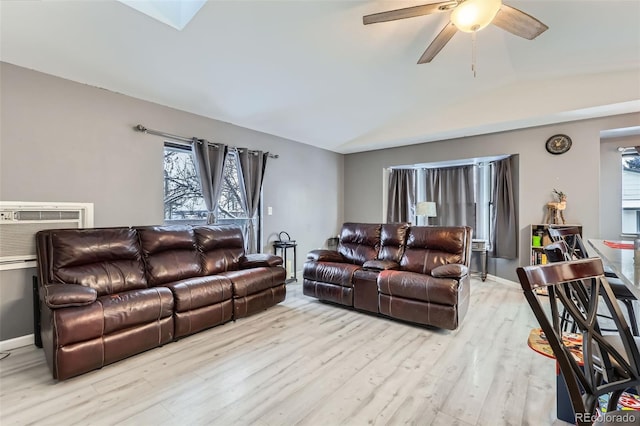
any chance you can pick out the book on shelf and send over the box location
[531,251,548,265]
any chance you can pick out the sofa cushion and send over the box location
[161,275,233,312]
[137,225,201,286]
[50,228,147,296]
[303,261,361,288]
[378,223,410,262]
[98,287,174,334]
[400,226,469,274]
[220,267,286,298]
[338,223,381,265]
[378,270,460,306]
[194,225,245,274]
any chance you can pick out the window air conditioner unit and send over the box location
[0,202,94,270]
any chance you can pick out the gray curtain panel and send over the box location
[387,169,416,223]
[192,138,228,224]
[238,150,268,253]
[491,157,517,259]
[425,165,475,227]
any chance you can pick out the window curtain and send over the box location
[490,157,517,259]
[425,165,475,227]
[192,138,228,224]
[386,169,416,223]
[238,150,268,253]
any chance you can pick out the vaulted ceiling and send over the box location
[1,0,639,153]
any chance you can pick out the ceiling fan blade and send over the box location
[418,22,457,64]
[492,4,548,40]
[363,2,454,25]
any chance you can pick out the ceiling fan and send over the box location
[363,0,548,64]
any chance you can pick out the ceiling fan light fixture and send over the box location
[451,0,502,33]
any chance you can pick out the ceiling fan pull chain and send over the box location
[471,30,477,77]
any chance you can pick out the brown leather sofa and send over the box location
[35,224,286,380]
[303,223,472,330]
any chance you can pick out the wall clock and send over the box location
[545,134,572,155]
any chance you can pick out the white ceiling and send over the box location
[1,0,639,154]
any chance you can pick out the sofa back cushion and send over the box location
[193,225,245,274]
[136,225,200,286]
[48,228,147,296]
[400,226,472,274]
[377,223,410,263]
[338,223,381,265]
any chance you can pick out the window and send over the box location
[415,163,493,239]
[163,143,254,228]
[403,155,507,248]
[164,144,206,222]
[476,162,494,244]
[622,153,640,234]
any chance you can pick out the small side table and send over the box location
[471,239,488,281]
[273,233,297,283]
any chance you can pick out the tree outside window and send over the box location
[163,144,250,227]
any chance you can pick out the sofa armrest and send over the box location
[240,253,283,268]
[306,249,344,263]
[431,264,469,279]
[42,283,97,308]
[363,259,400,271]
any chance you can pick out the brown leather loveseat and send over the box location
[303,223,472,330]
[35,224,286,380]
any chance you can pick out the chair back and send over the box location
[517,258,640,425]
[548,226,589,259]
[543,240,572,263]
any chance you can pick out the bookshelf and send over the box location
[529,224,582,265]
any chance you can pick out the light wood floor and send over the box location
[0,278,570,426]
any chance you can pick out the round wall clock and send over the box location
[545,134,572,155]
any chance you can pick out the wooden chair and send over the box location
[547,227,639,336]
[517,258,640,425]
[548,227,617,279]
[544,241,582,333]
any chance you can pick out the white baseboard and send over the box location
[0,334,34,352]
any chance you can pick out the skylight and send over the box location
[117,0,207,31]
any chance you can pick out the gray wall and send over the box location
[344,113,640,282]
[0,62,344,341]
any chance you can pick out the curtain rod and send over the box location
[134,124,279,159]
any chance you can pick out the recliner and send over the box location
[36,224,286,380]
[36,227,175,380]
[303,222,472,330]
